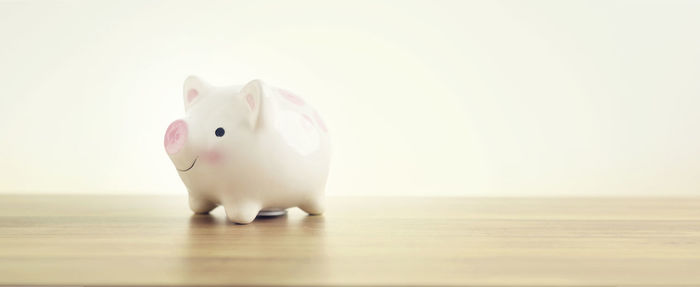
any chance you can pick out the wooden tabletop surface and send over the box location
[0,195,699,286]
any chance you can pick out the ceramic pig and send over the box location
[164,76,331,224]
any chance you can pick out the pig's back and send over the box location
[262,85,330,158]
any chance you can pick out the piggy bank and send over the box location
[164,76,331,224]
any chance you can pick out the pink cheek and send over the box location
[202,149,223,164]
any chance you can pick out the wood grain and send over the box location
[0,195,699,286]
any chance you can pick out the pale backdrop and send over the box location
[1,0,698,196]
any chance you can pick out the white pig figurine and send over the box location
[164,76,331,224]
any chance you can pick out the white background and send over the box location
[1,0,699,196]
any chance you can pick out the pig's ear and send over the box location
[238,79,263,128]
[183,75,210,111]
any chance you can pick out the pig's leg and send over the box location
[188,195,217,214]
[299,196,325,215]
[222,201,261,224]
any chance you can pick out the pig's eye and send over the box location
[215,127,225,137]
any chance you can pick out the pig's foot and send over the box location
[223,201,261,224]
[299,197,325,215]
[189,196,217,214]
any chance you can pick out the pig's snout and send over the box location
[164,119,188,155]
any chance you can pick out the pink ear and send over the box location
[187,89,199,103]
[246,93,256,110]
[239,79,263,128]
[183,76,209,111]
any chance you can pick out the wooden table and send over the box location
[0,195,699,286]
